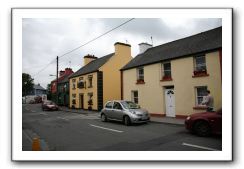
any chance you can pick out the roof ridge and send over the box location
[145,26,222,53]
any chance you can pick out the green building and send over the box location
[57,74,72,107]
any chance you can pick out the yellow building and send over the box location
[69,42,132,111]
[121,27,222,118]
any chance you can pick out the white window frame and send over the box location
[137,67,144,81]
[194,55,207,71]
[131,90,139,104]
[162,62,171,77]
[195,86,208,105]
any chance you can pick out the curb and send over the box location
[149,120,185,126]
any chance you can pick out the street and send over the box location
[22,104,222,151]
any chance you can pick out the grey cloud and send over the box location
[22,18,221,88]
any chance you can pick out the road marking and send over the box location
[89,124,124,133]
[182,142,220,151]
[39,112,47,115]
[31,110,36,113]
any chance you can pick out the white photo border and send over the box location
[12,8,232,161]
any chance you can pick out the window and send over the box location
[78,77,85,89]
[195,55,206,71]
[162,62,172,80]
[72,94,76,104]
[105,102,113,109]
[113,102,123,110]
[136,67,144,83]
[131,90,138,104]
[87,92,93,100]
[72,79,76,89]
[196,86,207,105]
[87,92,93,106]
[88,75,93,88]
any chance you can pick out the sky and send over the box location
[22,18,222,89]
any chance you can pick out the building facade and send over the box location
[51,68,73,94]
[69,42,132,111]
[57,74,73,106]
[50,68,73,104]
[28,84,46,96]
[121,27,222,118]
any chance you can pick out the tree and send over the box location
[22,73,34,96]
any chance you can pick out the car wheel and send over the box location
[124,116,131,126]
[101,113,107,122]
[193,120,211,137]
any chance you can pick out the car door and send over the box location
[112,101,124,121]
[104,101,113,119]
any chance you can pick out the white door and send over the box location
[165,89,175,117]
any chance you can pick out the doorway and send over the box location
[164,88,175,117]
[79,94,84,109]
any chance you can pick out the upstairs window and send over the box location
[78,77,85,89]
[136,67,144,83]
[161,62,172,81]
[88,75,93,88]
[72,79,76,89]
[193,55,208,76]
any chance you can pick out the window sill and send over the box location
[193,106,207,110]
[160,77,173,81]
[136,81,145,84]
[192,73,209,78]
[88,86,93,88]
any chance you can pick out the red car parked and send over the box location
[42,100,59,111]
[185,109,222,136]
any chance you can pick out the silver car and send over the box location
[100,100,150,126]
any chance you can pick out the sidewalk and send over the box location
[59,106,185,125]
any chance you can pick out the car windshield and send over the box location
[45,101,54,105]
[121,101,140,109]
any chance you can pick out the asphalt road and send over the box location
[22,104,222,151]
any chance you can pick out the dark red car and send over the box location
[185,109,222,136]
[42,100,59,111]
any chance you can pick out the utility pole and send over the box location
[56,56,59,104]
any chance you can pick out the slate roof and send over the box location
[58,73,73,84]
[34,84,46,90]
[69,53,114,78]
[121,26,222,71]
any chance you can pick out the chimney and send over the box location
[59,70,65,77]
[138,42,152,54]
[64,68,73,75]
[84,54,97,66]
[114,42,131,57]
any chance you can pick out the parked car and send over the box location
[42,100,59,111]
[100,100,150,126]
[185,109,222,136]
